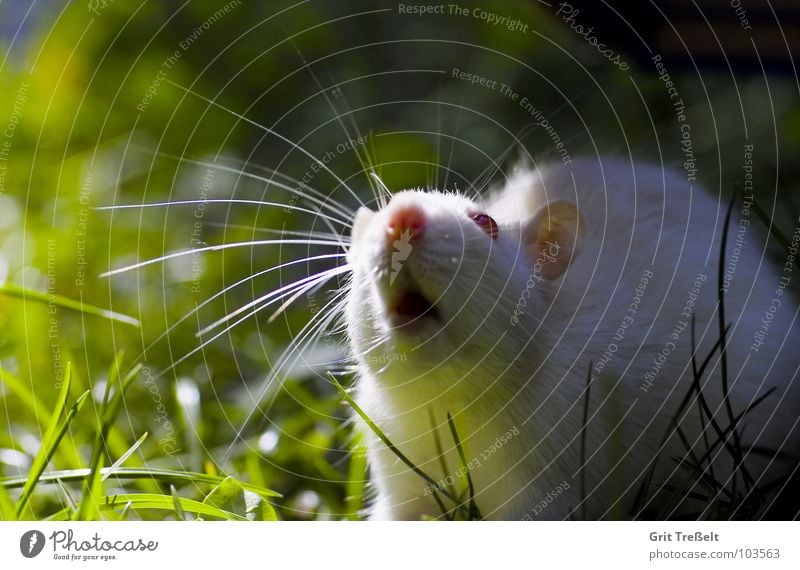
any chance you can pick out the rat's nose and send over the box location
[386,204,426,241]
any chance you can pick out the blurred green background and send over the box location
[0,0,798,520]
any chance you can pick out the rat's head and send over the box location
[345,189,583,390]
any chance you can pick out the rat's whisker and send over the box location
[267,271,335,324]
[243,160,356,217]
[205,221,350,244]
[126,253,346,366]
[158,267,349,379]
[97,199,351,229]
[164,78,366,208]
[297,299,354,368]
[337,88,391,209]
[433,90,443,191]
[369,172,393,207]
[300,293,350,355]
[132,147,356,221]
[197,263,350,337]
[287,41,385,209]
[302,199,351,253]
[470,123,538,198]
[223,287,351,462]
[100,238,344,278]
[349,329,391,360]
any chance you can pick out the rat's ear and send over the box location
[522,200,584,280]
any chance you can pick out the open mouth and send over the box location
[389,287,439,327]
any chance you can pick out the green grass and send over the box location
[329,372,482,520]
[0,355,280,522]
[0,283,141,328]
[0,290,281,522]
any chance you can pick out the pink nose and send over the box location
[386,204,426,241]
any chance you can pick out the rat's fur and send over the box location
[345,157,800,520]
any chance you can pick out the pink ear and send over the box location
[522,200,584,280]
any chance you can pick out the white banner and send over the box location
[1,521,798,569]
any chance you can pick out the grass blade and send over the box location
[732,183,796,268]
[15,364,89,518]
[580,362,592,520]
[0,467,280,498]
[428,408,452,494]
[717,196,748,495]
[102,432,148,481]
[47,493,248,521]
[0,482,14,521]
[76,357,142,520]
[0,283,140,327]
[343,431,367,521]
[171,485,188,521]
[446,412,482,520]
[202,476,277,521]
[327,372,456,513]
[690,315,716,483]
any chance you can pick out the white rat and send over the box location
[344,156,800,520]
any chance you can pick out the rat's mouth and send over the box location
[388,286,440,327]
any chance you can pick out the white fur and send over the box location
[345,158,800,520]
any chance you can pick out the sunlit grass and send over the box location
[0,354,281,521]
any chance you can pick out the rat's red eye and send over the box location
[469,212,498,240]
